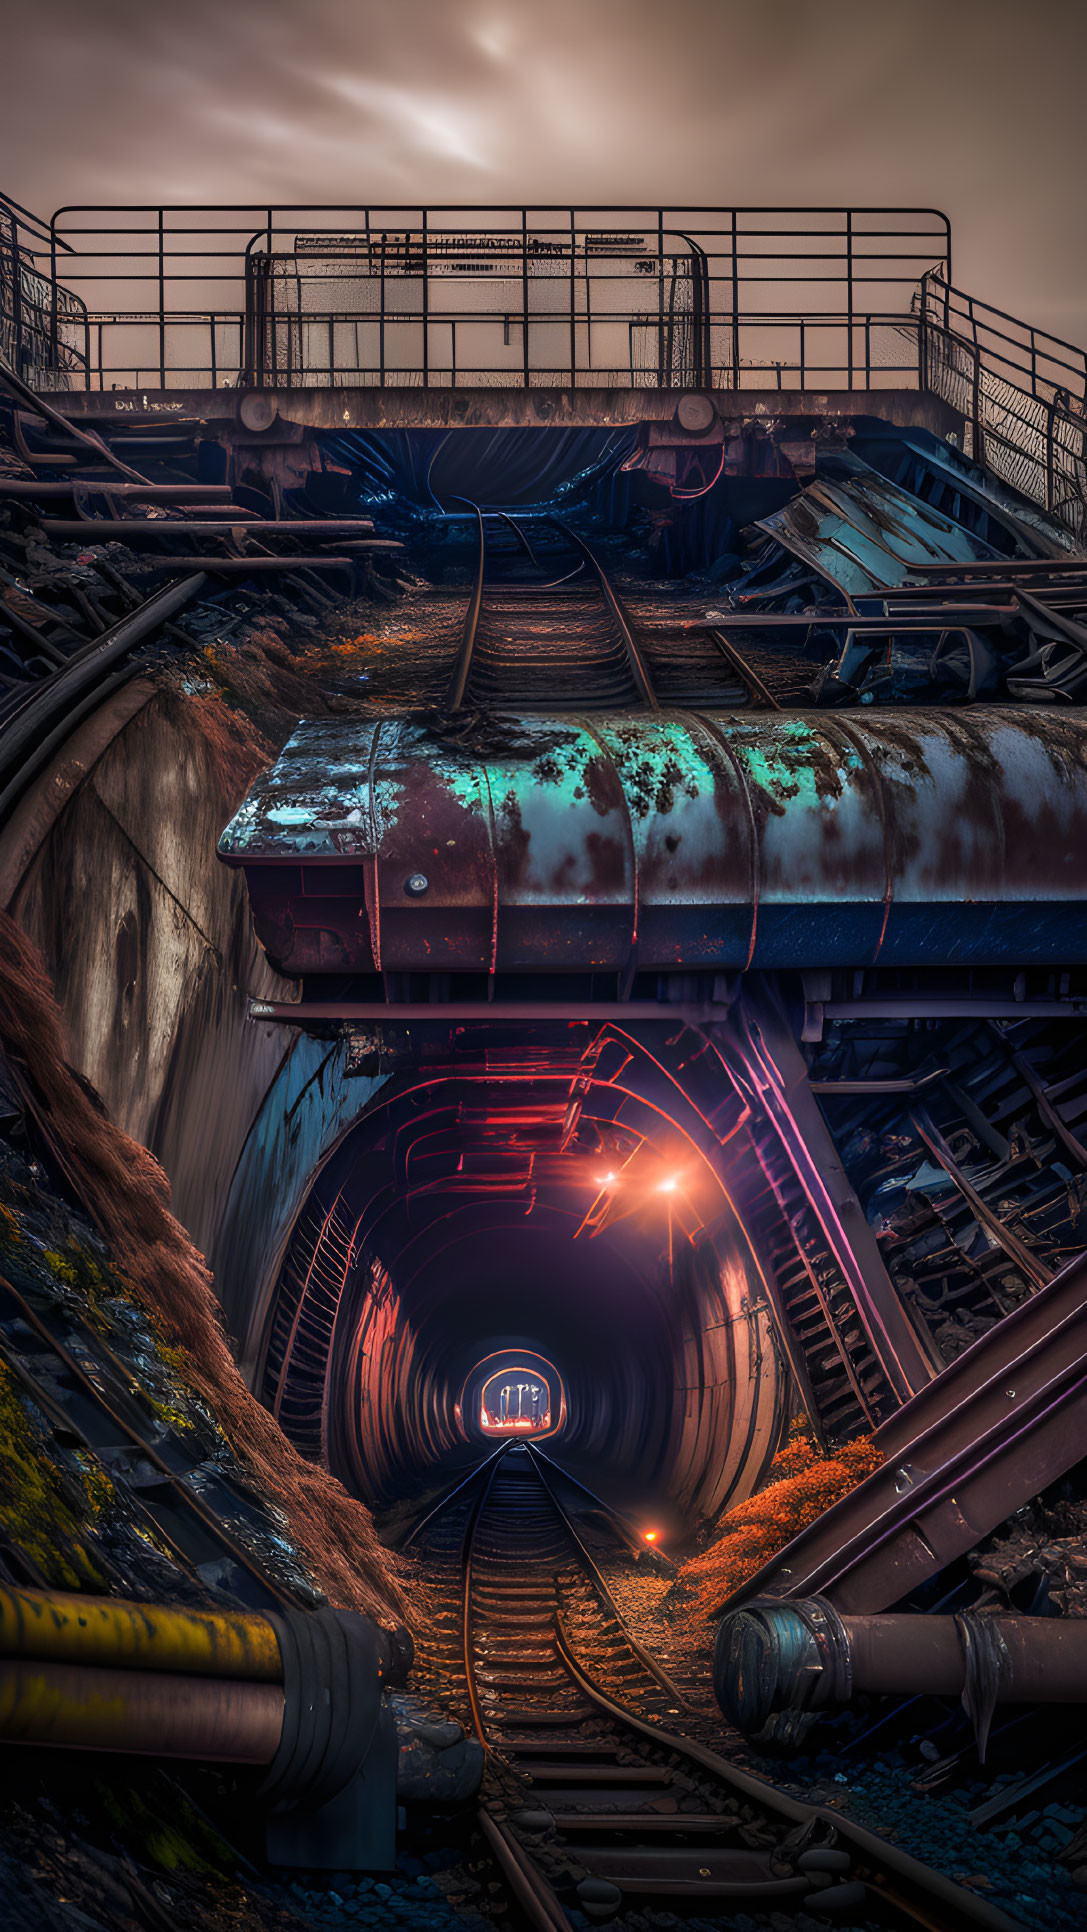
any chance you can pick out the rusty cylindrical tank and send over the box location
[218,710,1087,977]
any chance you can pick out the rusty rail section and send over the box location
[549,517,658,709]
[559,1636,1028,1932]
[415,1439,1028,1929]
[709,991,938,1447]
[443,499,486,713]
[713,1244,1087,1619]
[441,507,657,715]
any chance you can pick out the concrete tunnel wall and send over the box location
[0,687,787,1532]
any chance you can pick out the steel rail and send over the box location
[522,1447,688,1705]
[476,1807,570,1932]
[424,1440,1026,1927]
[459,1445,506,1753]
[909,1103,1054,1290]
[525,1442,675,1568]
[398,1443,510,1549]
[554,1628,1028,1932]
[988,1022,1087,1169]
[0,353,149,482]
[249,1000,733,1024]
[705,626,782,707]
[549,518,658,709]
[0,573,206,801]
[0,481,236,500]
[128,555,362,574]
[442,499,485,713]
[0,1269,311,1616]
[712,1244,1087,1619]
[36,518,377,540]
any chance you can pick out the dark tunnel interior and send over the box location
[257,1027,787,1539]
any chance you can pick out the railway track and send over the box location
[411,1439,1026,1931]
[0,1059,325,1617]
[443,508,658,713]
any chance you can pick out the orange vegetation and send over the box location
[0,910,410,1626]
[677,1431,882,1620]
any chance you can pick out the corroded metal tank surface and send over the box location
[218,710,1087,975]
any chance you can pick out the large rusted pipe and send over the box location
[0,1584,412,1685]
[0,1659,284,1762]
[0,1585,282,1678]
[843,1612,1087,1701]
[219,709,1087,977]
[715,1596,1087,1746]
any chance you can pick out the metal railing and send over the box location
[4,195,1083,539]
[28,202,951,393]
[0,192,86,388]
[918,271,1087,539]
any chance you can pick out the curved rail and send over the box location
[548,517,658,709]
[0,1260,317,1619]
[413,1438,1025,1931]
[714,1243,1087,1621]
[442,498,486,713]
[0,573,207,819]
[554,1628,1026,1932]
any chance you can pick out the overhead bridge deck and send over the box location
[5,197,1083,538]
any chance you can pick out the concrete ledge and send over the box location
[50,385,961,439]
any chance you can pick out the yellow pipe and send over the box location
[0,1660,284,1761]
[0,1585,283,1679]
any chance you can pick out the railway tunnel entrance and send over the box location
[473,1356,561,1439]
[255,1024,787,1539]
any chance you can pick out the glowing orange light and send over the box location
[644,1530,659,1543]
[597,1171,618,1186]
[657,1175,679,1194]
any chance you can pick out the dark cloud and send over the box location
[6,0,1087,339]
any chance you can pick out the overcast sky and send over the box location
[6,0,1086,341]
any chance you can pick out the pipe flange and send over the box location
[260,1608,385,1812]
[713,1595,851,1736]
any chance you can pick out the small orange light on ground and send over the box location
[644,1530,659,1543]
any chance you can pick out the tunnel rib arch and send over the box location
[253,1023,789,1529]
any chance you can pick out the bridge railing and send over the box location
[0,191,87,388]
[918,271,1087,539]
[28,203,949,394]
[7,198,1084,539]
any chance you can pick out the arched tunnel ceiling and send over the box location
[258,1024,787,1530]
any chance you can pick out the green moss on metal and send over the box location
[0,1358,107,1589]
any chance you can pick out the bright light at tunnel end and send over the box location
[657,1175,680,1194]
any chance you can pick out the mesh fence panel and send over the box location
[0,206,86,387]
[245,230,710,388]
[921,275,1087,540]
